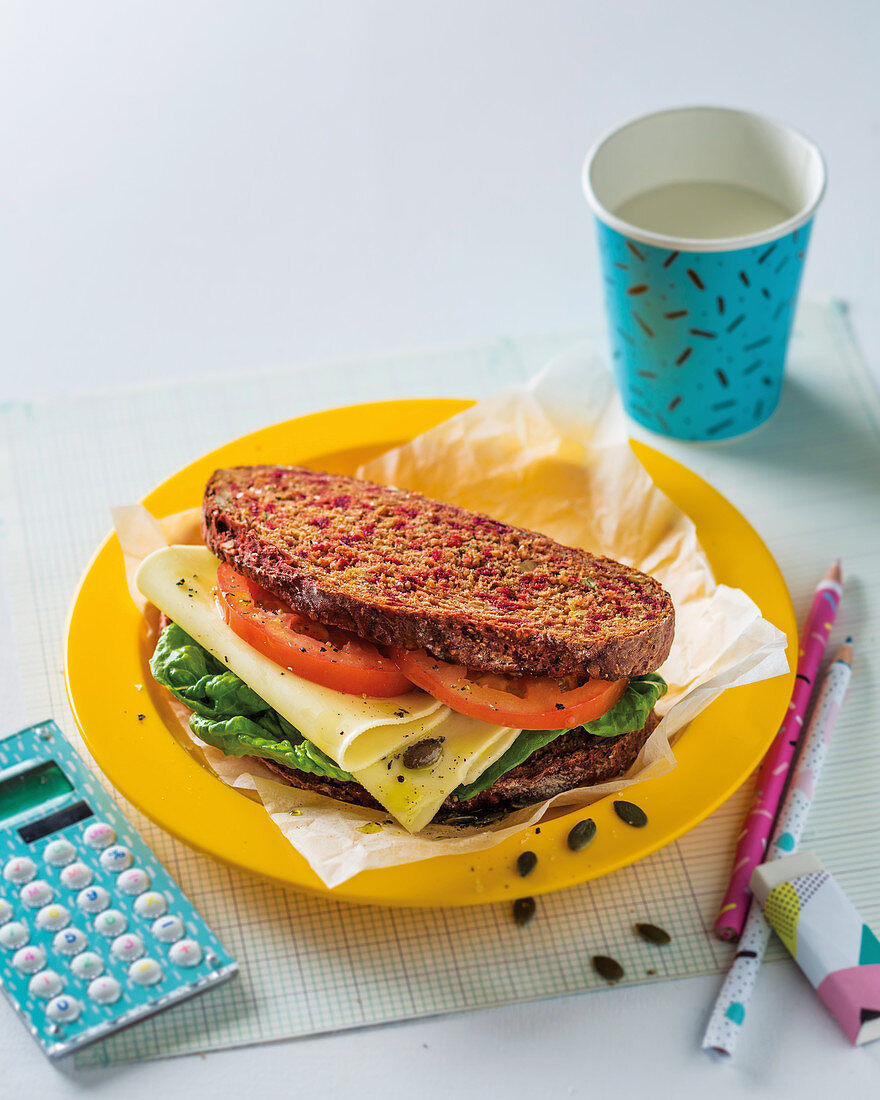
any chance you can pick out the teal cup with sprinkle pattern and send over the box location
[583,107,826,441]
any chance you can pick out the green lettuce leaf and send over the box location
[452,673,667,802]
[188,714,353,782]
[150,623,354,782]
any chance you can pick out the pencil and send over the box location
[702,640,853,1056]
[713,561,842,941]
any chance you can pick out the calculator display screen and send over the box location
[0,761,74,821]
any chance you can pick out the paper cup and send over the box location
[583,107,826,441]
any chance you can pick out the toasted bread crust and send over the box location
[203,465,674,679]
[260,711,658,821]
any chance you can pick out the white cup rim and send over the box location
[582,105,827,253]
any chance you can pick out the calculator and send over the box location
[0,720,238,1059]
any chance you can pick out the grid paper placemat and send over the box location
[0,300,877,1067]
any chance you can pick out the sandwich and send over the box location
[136,465,674,833]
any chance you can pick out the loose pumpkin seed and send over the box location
[513,897,536,926]
[592,955,624,982]
[567,818,597,851]
[516,851,538,877]
[634,922,671,945]
[402,738,443,770]
[613,800,648,828]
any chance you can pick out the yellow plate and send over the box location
[65,398,795,908]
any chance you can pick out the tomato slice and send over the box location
[215,563,414,697]
[390,647,627,729]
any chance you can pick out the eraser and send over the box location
[750,852,880,1046]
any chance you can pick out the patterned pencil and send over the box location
[702,640,853,1056]
[713,560,842,941]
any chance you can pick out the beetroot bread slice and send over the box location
[202,465,674,680]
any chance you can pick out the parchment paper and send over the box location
[115,348,788,887]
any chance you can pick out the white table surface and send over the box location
[2,2,879,1095]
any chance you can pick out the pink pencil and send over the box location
[713,560,843,941]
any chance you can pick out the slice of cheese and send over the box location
[355,714,520,834]
[136,546,519,832]
[137,545,445,770]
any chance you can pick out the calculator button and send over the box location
[35,903,70,931]
[61,862,93,890]
[29,969,64,999]
[151,915,185,943]
[0,898,12,925]
[53,927,89,956]
[77,885,110,913]
[0,921,29,949]
[134,891,167,918]
[93,909,127,937]
[99,846,133,873]
[87,975,122,1005]
[117,867,150,896]
[128,957,163,986]
[3,857,37,884]
[111,932,144,961]
[20,880,53,908]
[70,950,103,979]
[46,995,82,1022]
[13,944,46,973]
[168,939,203,968]
[43,839,76,867]
[83,822,116,849]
